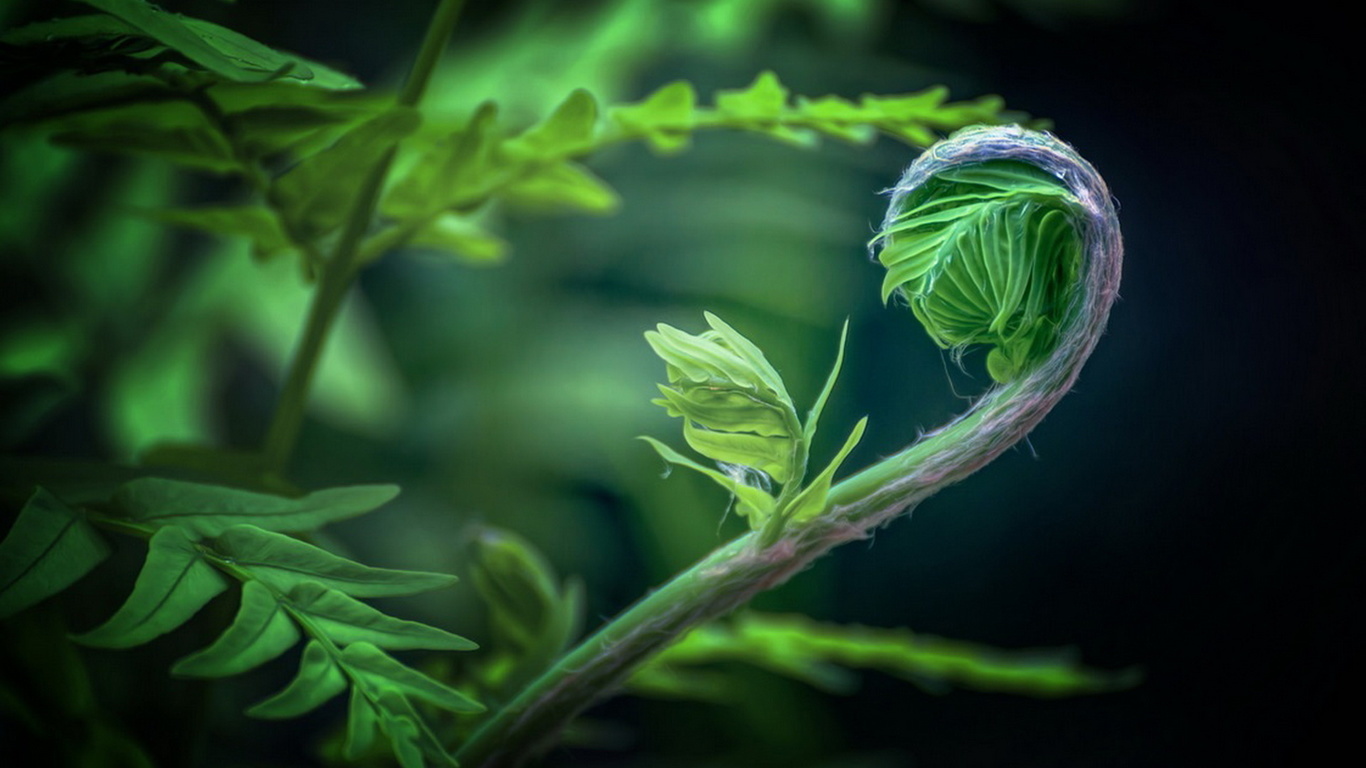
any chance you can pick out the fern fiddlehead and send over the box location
[831,123,1122,516]
[456,124,1121,767]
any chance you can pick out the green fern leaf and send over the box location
[401,214,507,265]
[680,421,794,483]
[609,80,697,153]
[285,582,476,651]
[500,161,619,214]
[342,642,484,714]
[384,101,500,218]
[73,526,228,648]
[145,206,294,261]
[802,319,850,445]
[370,691,461,768]
[111,478,398,539]
[170,580,300,678]
[71,0,360,88]
[0,487,112,619]
[715,70,788,121]
[783,417,867,525]
[646,314,801,484]
[48,101,240,174]
[343,687,382,760]
[212,524,458,597]
[508,88,599,157]
[246,639,347,719]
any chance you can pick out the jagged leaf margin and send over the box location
[1,476,482,768]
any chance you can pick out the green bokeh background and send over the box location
[2,0,1361,766]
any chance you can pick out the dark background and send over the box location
[4,1,1363,766]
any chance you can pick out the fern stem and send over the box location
[454,126,1122,767]
[261,0,467,474]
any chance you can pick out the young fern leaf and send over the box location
[0,487,112,619]
[780,416,868,527]
[646,314,801,486]
[803,319,850,445]
[72,525,228,649]
[643,314,864,540]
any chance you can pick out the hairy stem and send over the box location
[261,0,467,474]
[455,125,1122,767]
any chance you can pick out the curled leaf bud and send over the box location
[645,312,800,484]
[873,125,1097,383]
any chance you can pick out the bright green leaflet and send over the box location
[72,525,229,649]
[171,580,301,678]
[210,524,458,598]
[875,159,1084,382]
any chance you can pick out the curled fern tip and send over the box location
[873,124,1121,383]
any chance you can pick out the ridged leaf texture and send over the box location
[0,487,111,619]
[874,159,1085,382]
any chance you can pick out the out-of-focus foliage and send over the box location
[464,527,584,710]
[631,612,1140,701]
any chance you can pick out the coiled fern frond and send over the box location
[873,124,1116,384]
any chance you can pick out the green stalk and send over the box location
[261,0,467,474]
[455,126,1123,767]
